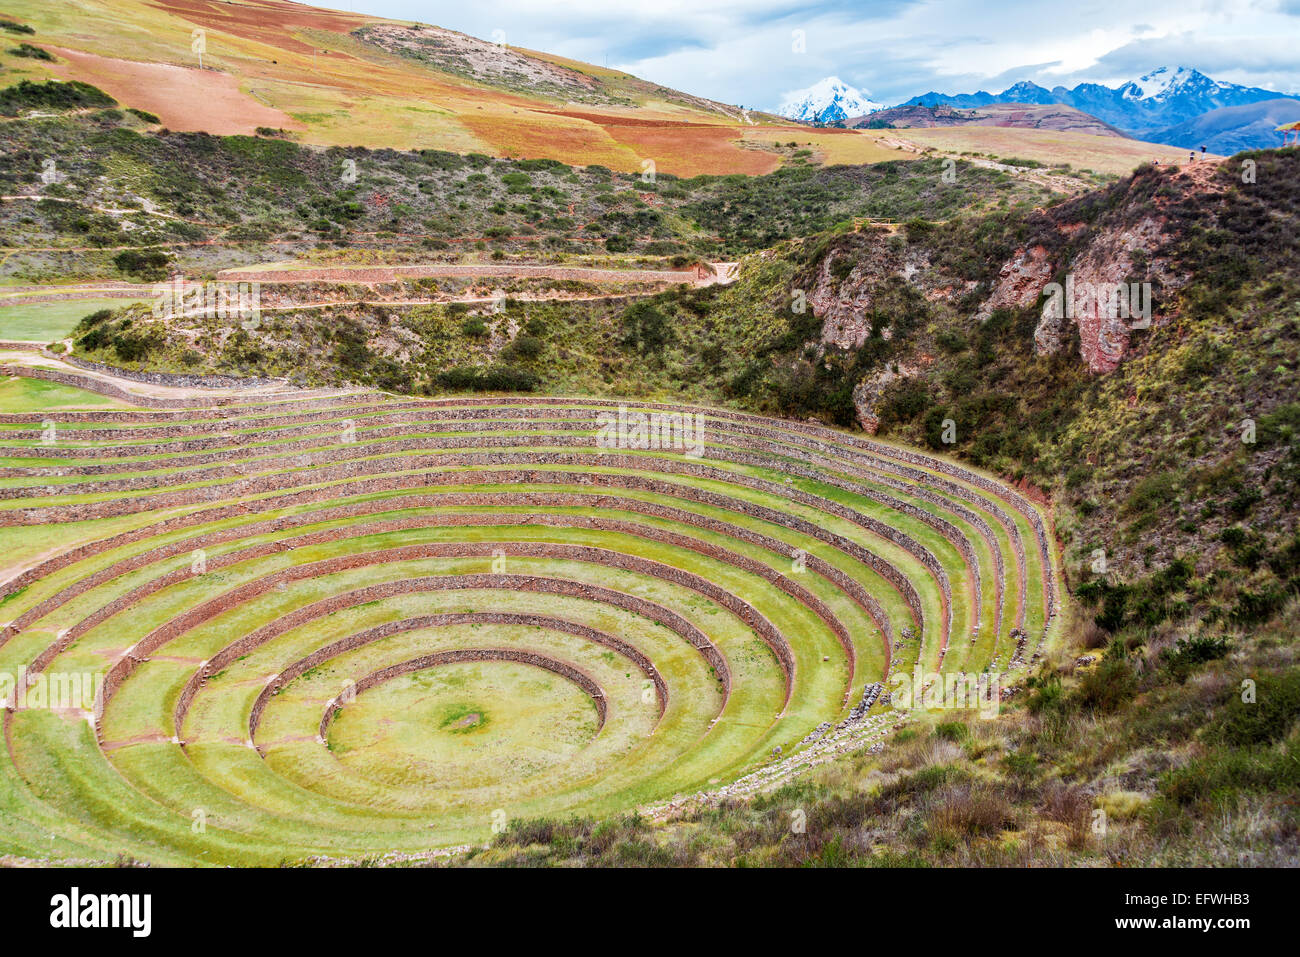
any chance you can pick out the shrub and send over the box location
[877,377,933,430]
[1026,673,1066,717]
[1039,781,1091,825]
[433,365,538,392]
[111,249,169,281]
[75,309,113,332]
[1123,471,1179,515]
[505,334,542,361]
[1209,672,1300,746]
[1161,635,1229,682]
[621,301,670,356]
[111,327,163,362]
[1076,655,1137,713]
[0,79,115,116]
[935,329,968,353]
[1257,403,1300,449]
[927,785,1014,838]
[1231,584,1288,625]
[10,43,52,60]
[933,721,968,743]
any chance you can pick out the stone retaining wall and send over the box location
[5,392,1042,630]
[3,492,894,687]
[0,431,960,648]
[5,388,1059,675]
[243,612,668,742]
[2,447,943,656]
[2,401,1016,637]
[0,392,394,427]
[3,466,924,652]
[98,557,746,735]
[319,648,610,739]
[64,355,289,390]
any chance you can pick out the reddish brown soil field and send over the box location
[147,0,368,55]
[49,47,301,135]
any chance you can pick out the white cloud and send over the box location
[345,0,1300,107]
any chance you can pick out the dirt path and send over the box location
[162,289,666,320]
[959,156,1092,193]
[2,258,736,300]
[1,282,148,295]
[0,349,343,403]
[0,542,80,590]
[214,262,729,285]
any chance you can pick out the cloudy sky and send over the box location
[340,1,1300,109]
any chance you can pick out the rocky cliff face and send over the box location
[977,243,1055,322]
[1029,214,1171,372]
[797,161,1223,421]
[852,360,927,433]
[1023,163,1221,372]
[809,238,941,350]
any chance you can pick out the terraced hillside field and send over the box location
[0,360,1061,865]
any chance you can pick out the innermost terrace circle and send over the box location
[327,658,604,791]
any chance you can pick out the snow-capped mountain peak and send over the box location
[1120,66,1213,101]
[778,76,884,123]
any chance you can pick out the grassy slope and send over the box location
[0,373,125,412]
[470,602,1299,867]
[0,110,1069,286]
[0,0,796,175]
[0,297,142,341]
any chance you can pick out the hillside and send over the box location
[65,145,1293,869]
[0,107,1070,285]
[0,0,809,175]
[452,149,1300,866]
[61,144,1299,601]
[851,103,1126,139]
[0,3,1216,180]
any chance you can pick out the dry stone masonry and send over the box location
[0,364,1063,864]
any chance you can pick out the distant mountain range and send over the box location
[779,67,1299,151]
[900,67,1300,152]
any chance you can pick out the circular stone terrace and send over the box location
[0,359,1061,865]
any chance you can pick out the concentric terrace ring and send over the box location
[0,365,1061,864]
